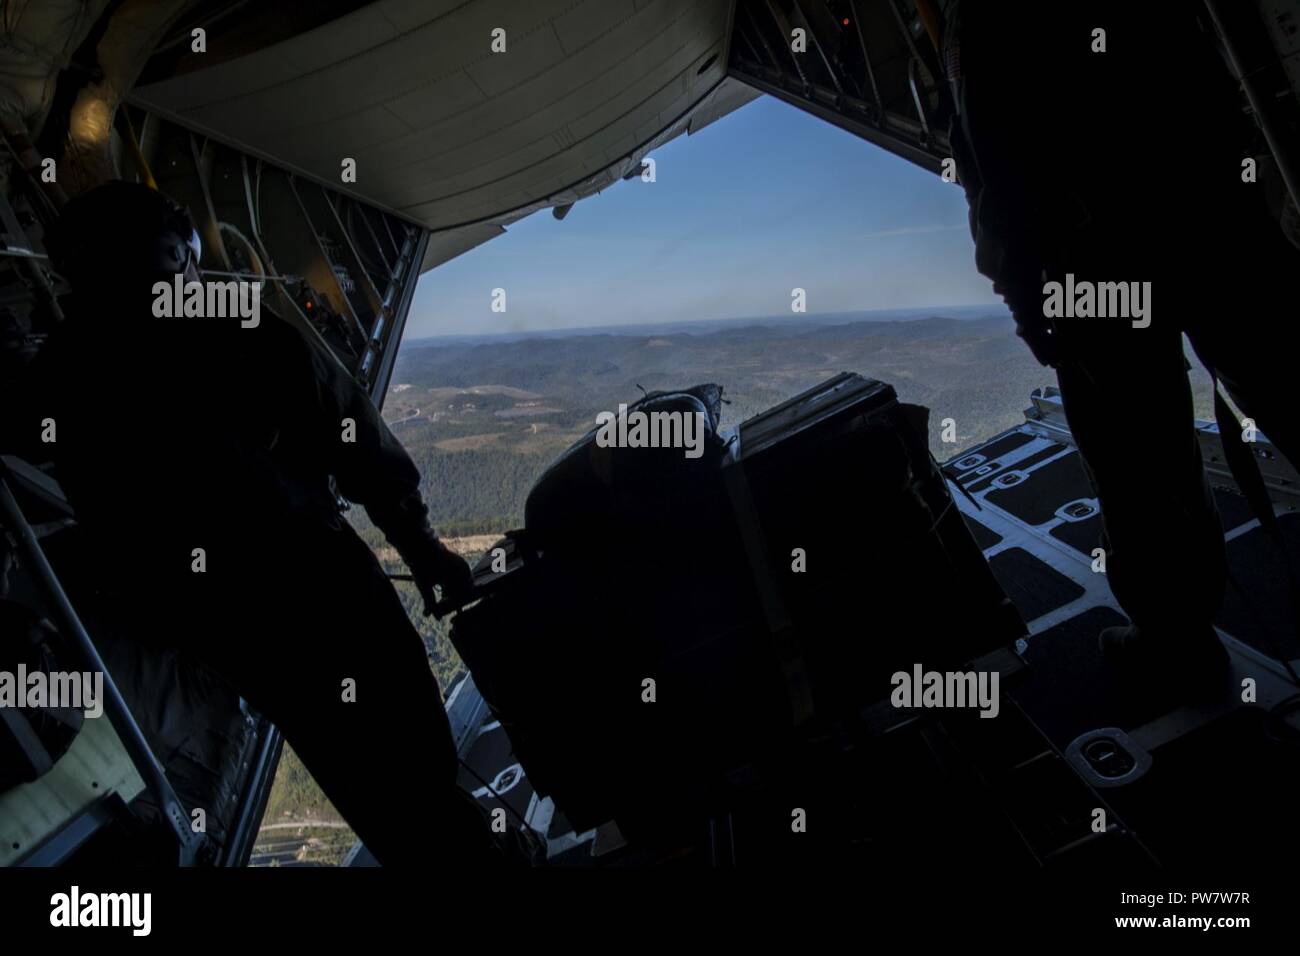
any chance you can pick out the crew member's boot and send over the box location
[1099,624,1229,703]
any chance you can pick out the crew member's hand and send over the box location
[403,535,475,617]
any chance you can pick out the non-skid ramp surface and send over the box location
[984,452,1095,526]
[1215,486,1257,533]
[947,423,1298,665]
[945,422,1300,806]
[454,713,595,859]
[1044,481,1260,558]
[456,721,534,821]
[1011,606,1156,748]
[987,547,1086,624]
[961,514,1003,551]
[963,444,1071,494]
[943,431,1035,483]
[1217,514,1300,663]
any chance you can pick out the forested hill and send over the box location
[358,312,1217,541]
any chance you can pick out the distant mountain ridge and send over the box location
[403,304,1014,347]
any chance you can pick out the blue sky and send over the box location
[403,94,1002,339]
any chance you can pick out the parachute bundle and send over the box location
[452,374,1024,837]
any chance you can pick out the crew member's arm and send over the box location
[948,1,1072,363]
[286,318,474,611]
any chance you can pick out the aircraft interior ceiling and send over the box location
[130,0,758,272]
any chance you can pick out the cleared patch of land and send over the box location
[434,432,504,451]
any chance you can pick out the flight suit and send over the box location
[35,294,491,865]
[946,2,1300,652]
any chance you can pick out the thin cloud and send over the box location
[862,223,967,240]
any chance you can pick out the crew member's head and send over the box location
[47,181,202,298]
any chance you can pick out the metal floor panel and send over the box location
[945,421,1300,788]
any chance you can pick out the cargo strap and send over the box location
[1212,381,1277,540]
[1210,375,1300,684]
[721,449,815,727]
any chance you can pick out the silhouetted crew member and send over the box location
[945,3,1300,691]
[38,181,492,864]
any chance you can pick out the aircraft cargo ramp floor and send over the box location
[943,399,1300,873]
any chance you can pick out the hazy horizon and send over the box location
[401,303,1013,347]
